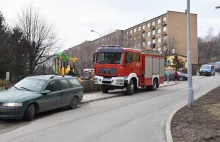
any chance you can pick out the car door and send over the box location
[124,52,134,75]
[133,52,141,78]
[211,66,215,75]
[39,80,62,112]
[58,79,74,107]
[68,78,83,101]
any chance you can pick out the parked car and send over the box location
[199,64,215,76]
[214,61,220,72]
[0,75,83,121]
[178,72,188,81]
[164,70,187,81]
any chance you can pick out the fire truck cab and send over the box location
[94,45,165,95]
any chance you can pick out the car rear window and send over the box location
[59,79,72,90]
[68,78,81,88]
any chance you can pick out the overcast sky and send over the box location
[0,0,220,50]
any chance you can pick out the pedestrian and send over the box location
[166,71,170,84]
[67,67,76,77]
[174,70,179,83]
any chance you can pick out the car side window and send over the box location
[135,53,140,62]
[59,79,71,90]
[45,80,59,92]
[68,78,81,88]
[125,52,134,63]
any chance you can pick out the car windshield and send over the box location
[214,62,220,68]
[96,53,122,64]
[13,78,47,92]
[201,65,210,69]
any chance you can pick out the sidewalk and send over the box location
[82,81,177,103]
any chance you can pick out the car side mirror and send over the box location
[40,90,51,95]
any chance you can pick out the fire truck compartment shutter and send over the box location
[145,57,152,78]
[160,58,165,77]
[153,58,160,75]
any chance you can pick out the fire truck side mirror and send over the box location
[92,53,96,62]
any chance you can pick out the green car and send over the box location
[0,75,83,121]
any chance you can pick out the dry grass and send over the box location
[208,102,220,120]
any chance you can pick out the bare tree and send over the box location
[202,28,217,63]
[18,5,60,75]
[160,36,178,66]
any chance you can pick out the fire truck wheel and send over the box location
[101,87,109,93]
[126,79,135,95]
[149,79,157,91]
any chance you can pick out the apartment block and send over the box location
[65,10,198,65]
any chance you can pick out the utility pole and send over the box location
[187,0,194,107]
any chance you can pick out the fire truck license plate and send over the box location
[103,78,111,81]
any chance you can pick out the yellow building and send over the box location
[165,54,188,70]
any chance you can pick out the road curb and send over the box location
[165,85,220,142]
[160,82,182,88]
[81,94,123,104]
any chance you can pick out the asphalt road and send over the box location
[0,75,219,142]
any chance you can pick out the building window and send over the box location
[134,28,136,32]
[138,43,140,48]
[143,41,145,47]
[152,30,155,35]
[147,23,150,28]
[139,26,141,31]
[142,33,145,38]
[163,17,167,22]
[163,26,167,32]
[127,31,129,35]
[157,38,161,43]
[148,32,151,36]
[147,41,151,45]
[130,30,132,34]
[157,28,161,34]
[157,19,161,24]
[163,36,167,42]
[152,39,156,44]
[152,21,155,26]
[143,25,145,29]
[134,37,136,40]
[158,47,162,51]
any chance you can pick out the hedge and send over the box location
[80,80,101,93]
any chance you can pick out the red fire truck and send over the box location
[93,45,165,95]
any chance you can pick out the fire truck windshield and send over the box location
[96,53,122,64]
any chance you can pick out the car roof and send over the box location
[202,64,212,66]
[27,75,77,80]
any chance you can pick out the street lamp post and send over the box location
[186,0,194,107]
[91,30,103,45]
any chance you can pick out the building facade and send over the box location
[64,10,198,67]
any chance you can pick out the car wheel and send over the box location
[213,72,215,76]
[126,79,135,95]
[69,96,79,109]
[24,104,35,121]
[149,79,157,91]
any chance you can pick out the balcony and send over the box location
[150,25,156,30]
[161,41,167,46]
[150,43,156,48]
[161,21,167,27]
[162,32,167,36]
[151,34,156,39]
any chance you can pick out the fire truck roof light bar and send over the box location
[101,45,121,48]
